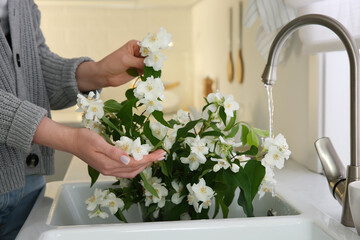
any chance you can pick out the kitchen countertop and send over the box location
[15,157,360,239]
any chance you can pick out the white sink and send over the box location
[40,182,337,240]
[18,161,360,240]
[40,217,334,240]
[47,181,299,226]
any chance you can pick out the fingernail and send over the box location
[120,156,130,165]
[158,156,165,161]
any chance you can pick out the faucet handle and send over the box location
[315,137,346,180]
[315,137,347,203]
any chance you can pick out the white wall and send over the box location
[36,0,321,173]
[36,0,194,122]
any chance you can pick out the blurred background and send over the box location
[35,0,355,183]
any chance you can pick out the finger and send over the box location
[102,143,132,166]
[125,55,145,70]
[111,162,151,179]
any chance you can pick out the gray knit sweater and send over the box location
[0,0,91,194]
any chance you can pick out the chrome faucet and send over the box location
[261,14,360,227]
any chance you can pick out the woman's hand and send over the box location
[76,40,144,92]
[33,117,165,178]
[71,128,165,178]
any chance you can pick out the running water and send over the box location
[265,85,274,138]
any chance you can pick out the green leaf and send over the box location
[126,68,139,77]
[210,122,221,131]
[152,110,171,128]
[103,99,123,113]
[253,127,269,137]
[175,120,200,142]
[241,125,249,145]
[125,88,136,101]
[140,172,159,198]
[117,99,136,131]
[213,198,220,219]
[225,124,239,138]
[222,168,253,216]
[238,189,254,217]
[201,130,223,138]
[88,165,100,187]
[202,102,213,112]
[223,185,236,207]
[159,160,169,177]
[114,209,128,223]
[244,160,266,199]
[247,129,259,147]
[143,121,160,146]
[241,145,259,156]
[216,194,229,218]
[223,111,237,131]
[198,169,211,179]
[101,116,123,136]
[219,106,227,125]
[143,66,161,78]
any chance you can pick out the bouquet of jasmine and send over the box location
[77,28,291,222]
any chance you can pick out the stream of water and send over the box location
[265,85,274,138]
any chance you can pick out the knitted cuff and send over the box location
[7,100,47,153]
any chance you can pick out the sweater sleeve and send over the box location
[30,1,93,110]
[0,89,47,153]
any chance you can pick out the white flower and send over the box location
[258,167,277,199]
[262,147,286,169]
[186,178,215,213]
[237,154,251,162]
[139,46,150,57]
[114,136,134,155]
[191,178,215,203]
[153,209,160,218]
[230,163,240,173]
[143,178,168,209]
[180,152,206,171]
[115,177,131,188]
[203,136,216,152]
[144,51,167,71]
[150,122,168,140]
[85,100,104,121]
[206,90,223,112]
[188,135,209,156]
[88,209,109,219]
[76,94,90,112]
[135,76,165,101]
[151,183,168,208]
[223,95,239,118]
[139,27,172,52]
[171,181,185,204]
[219,136,242,148]
[85,188,108,211]
[139,96,163,114]
[131,137,151,161]
[77,91,104,121]
[211,157,231,172]
[142,166,153,180]
[180,212,191,220]
[163,131,176,151]
[186,183,200,212]
[173,109,191,125]
[102,192,124,215]
[263,134,291,159]
[82,118,104,134]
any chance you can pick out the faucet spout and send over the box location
[262,14,360,227]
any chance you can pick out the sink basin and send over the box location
[40,217,335,240]
[48,181,300,226]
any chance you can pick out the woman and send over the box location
[0,1,165,239]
